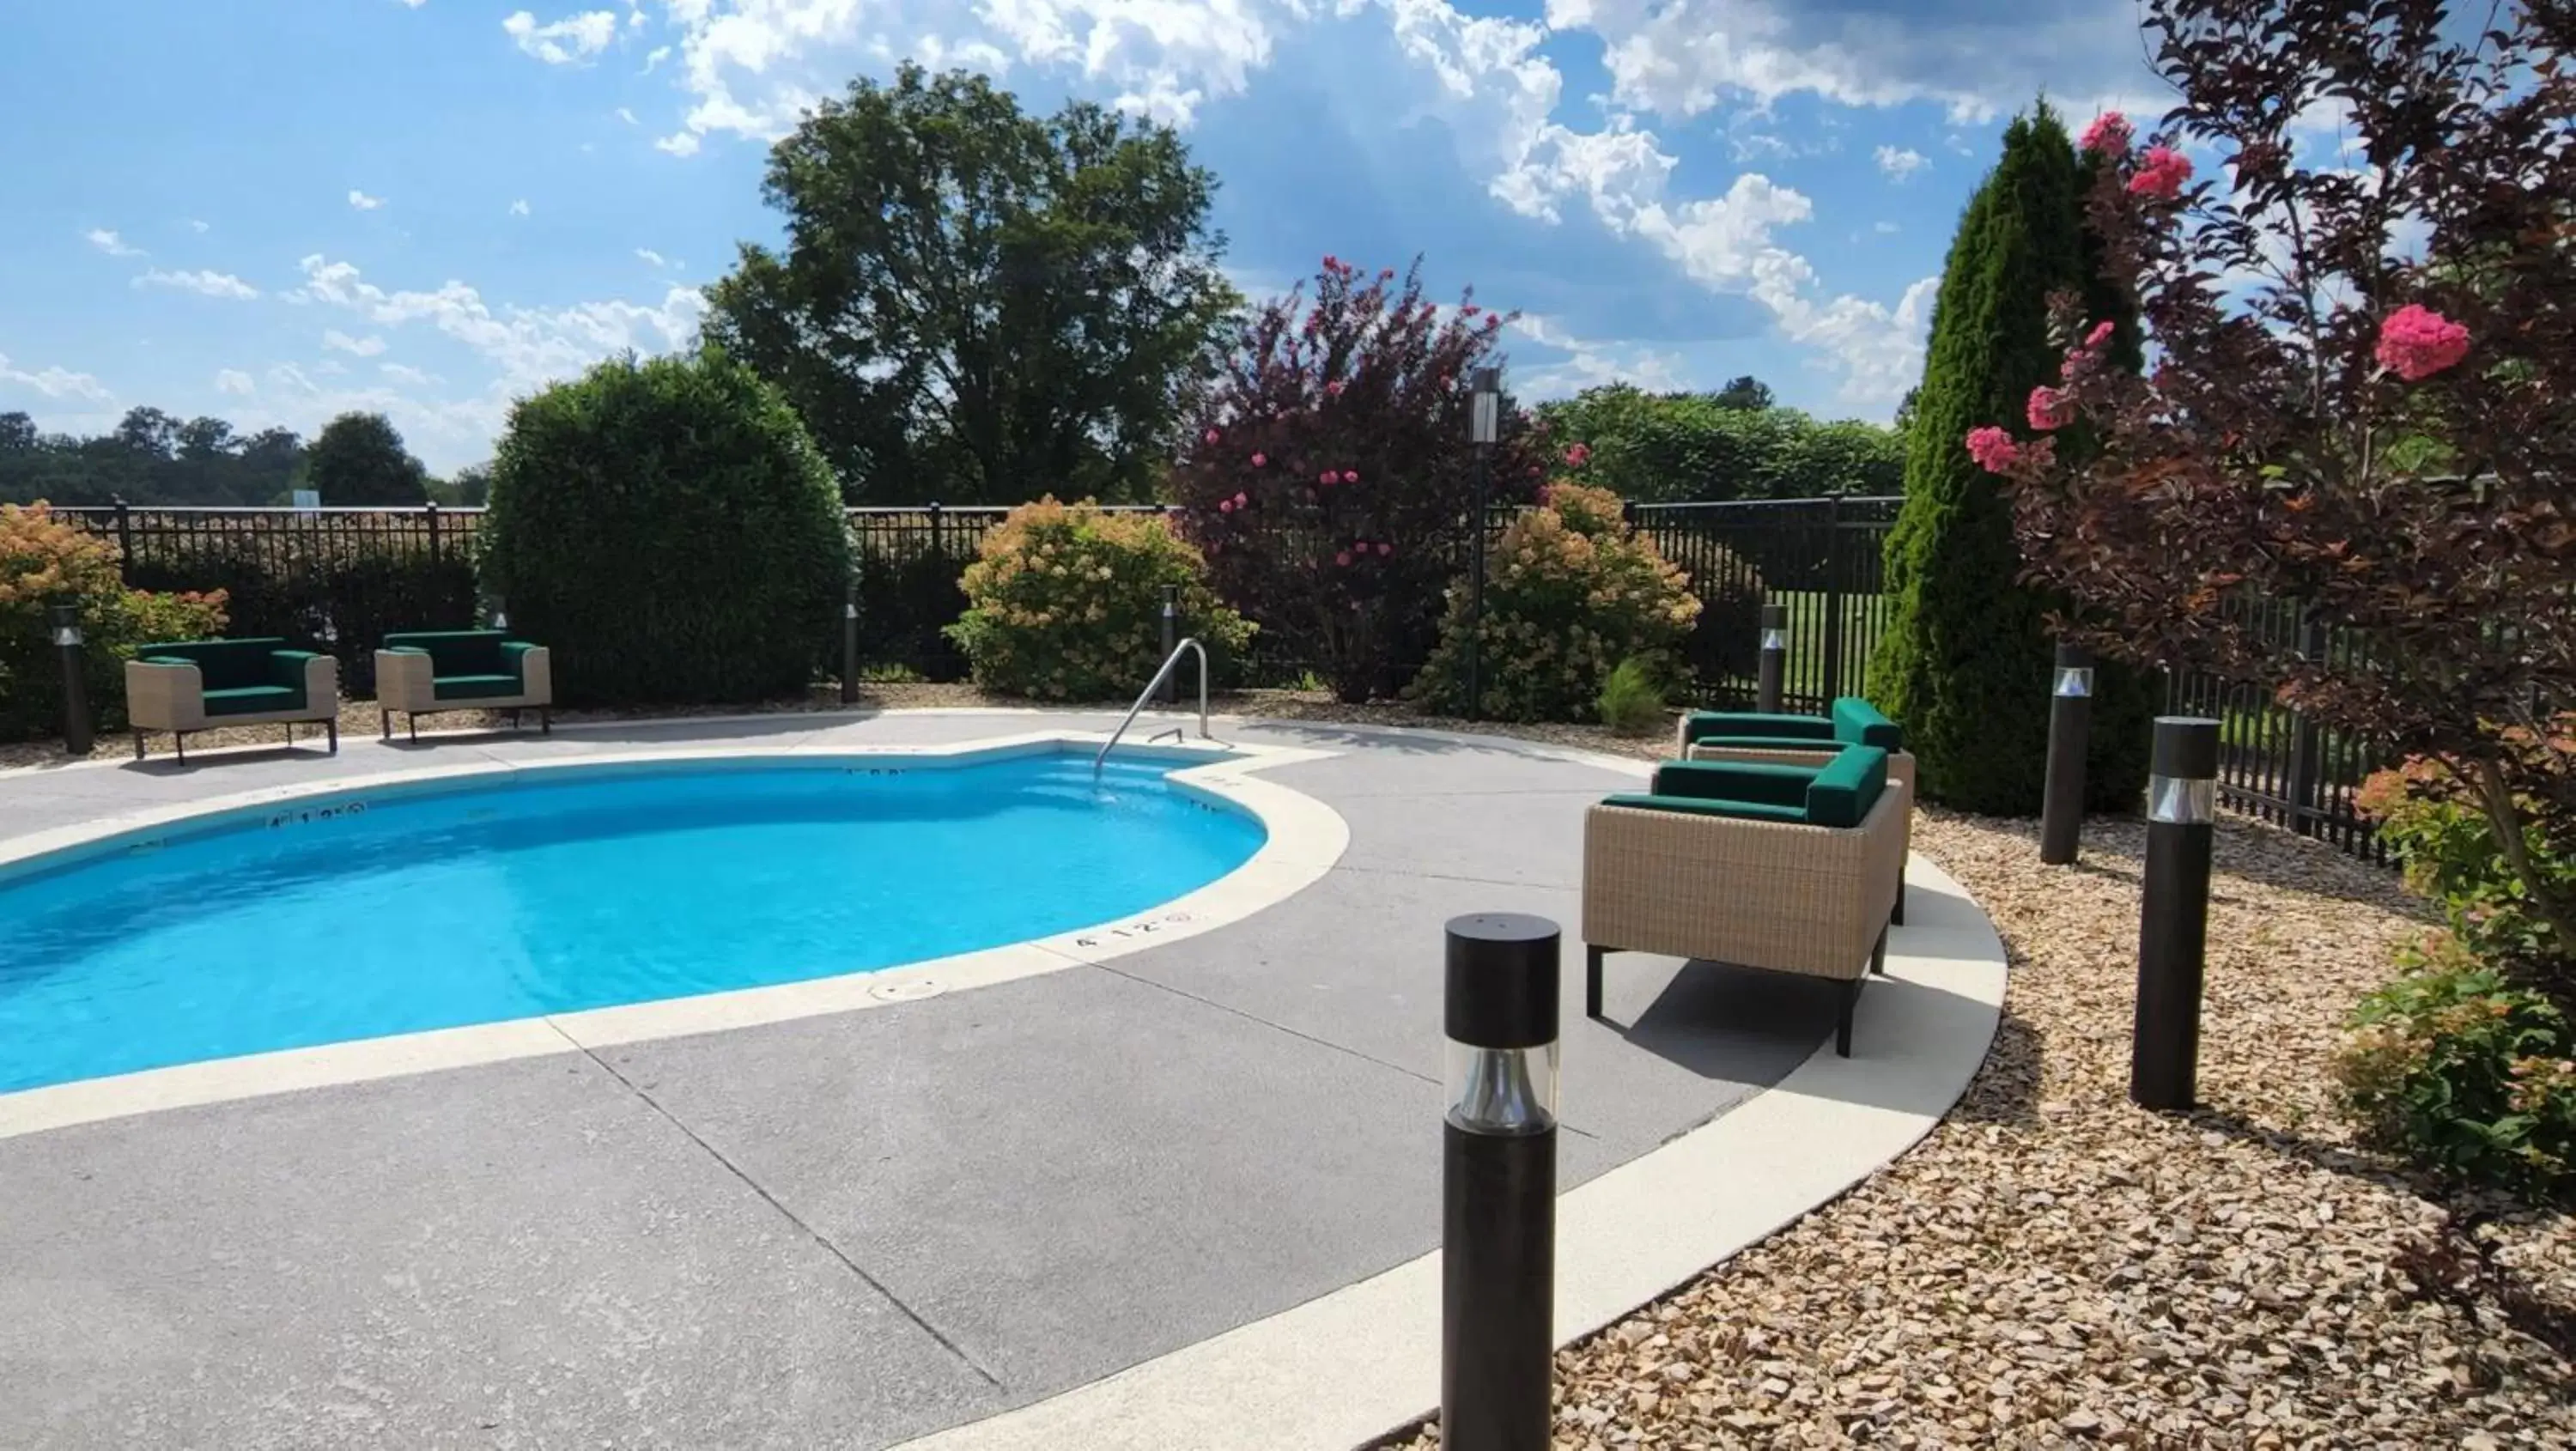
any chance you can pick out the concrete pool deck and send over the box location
[0,709,2006,1449]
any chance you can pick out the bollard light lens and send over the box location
[844,602,860,620]
[52,623,82,647]
[2148,774,2216,824]
[1759,628,1788,650]
[1445,1041,1558,1135]
[2054,666,2094,698]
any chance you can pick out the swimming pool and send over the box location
[0,752,1267,1094]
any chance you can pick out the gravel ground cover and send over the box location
[7,689,2568,1444]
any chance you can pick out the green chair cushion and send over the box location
[1683,710,1833,745]
[431,672,526,701]
[1806,745,1890,829]
[133,637,290,692]
[1831,696,1904,750]
[202,684,302,717]
[1650,759,1819,810]
[386,630,507,678]
[1601,792,1811,825]
[1690,735,1847,756]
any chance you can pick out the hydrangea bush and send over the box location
[1408,481,1704,722]
[0,503,228,739]
[946,498,1251,701]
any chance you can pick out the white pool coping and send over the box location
[0,731,1351,1142]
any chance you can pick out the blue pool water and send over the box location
[0,754,1265,1093]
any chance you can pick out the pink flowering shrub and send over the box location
[2375,303,2471,382]
[1407,481,1711,722]
[1965,425,2023,473]
[2125,144,2194,200]
[2078,111,2134,158]
[1169,255,1552,701]
[946,498,1251,700]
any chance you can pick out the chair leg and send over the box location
[540,706,551,737]
[326,716,339,755]
[380,709,391,742]
[284,721,294,749]
[408,713,417,744]
[513,707,523,731]
[173,732,187,767]
[1871,924,1889,976]
[1893,865,1907,926]
[1836,978,1860,1057]
[132,732,146,762]
[1585,944,1607,1019]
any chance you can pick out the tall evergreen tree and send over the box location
[1868,103,2155,815]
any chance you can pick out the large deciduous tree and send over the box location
[703,64,1238,506]
[1986,0,2576,986]
[303,411,428,506]
[1870,103,2157,816]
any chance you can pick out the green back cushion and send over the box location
[386,630,506,677]
[136,637,286,691]
[1601,792,1810,825]
[1650,758,1818,810]
[1805,746,1889,829]
[1831,696,1904,750]
[1684,710,1834,744]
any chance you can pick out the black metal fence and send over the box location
[52,496,2388,858]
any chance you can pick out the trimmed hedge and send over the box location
[480,349,849,707]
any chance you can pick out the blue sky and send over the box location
[0,0,2171,474]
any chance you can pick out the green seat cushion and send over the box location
[1650,758,1820,810]
[134,637,289,691]
[1602,792,1811,825]
[1690,735,1847,756]
[1683,710,1834,745]
[1831,697,1904,750]
[1805,745,1890,829]
[431,672,526,701]
[201,684,302,717]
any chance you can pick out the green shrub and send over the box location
[1409,482,1706,721]
[1596,656,1669,736]
[2359,738,2576,979]
[946,497,1251,701]
[1868,105,2157,815]
[2336,933,2576,1203]
[120,528,477,695]
[0,503,229,740]
[480,349,849,707]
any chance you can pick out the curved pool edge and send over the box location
[0,731,1351,1143]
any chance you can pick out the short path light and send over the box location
[2040,643,2095,865]
[1442,910,1558,1451]
[1756,602,1789,713]
[2132,716,2220,1111]
[1464,367,1501,720]
[841,580,861,705]
[51,604,92,756]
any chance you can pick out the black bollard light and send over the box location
[2131,717,2220,1112]
[1755,603,1789,713]
[1442,912,1559,1451]
[2038,643,2095,865]
[1464,367,1501,722]
[1158,583,1179,706]
[51,604,92,756]
[841,580,860,705]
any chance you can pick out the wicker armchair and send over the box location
[1583,747,1906,1057]
[1675,697,1917,923]
[375,630,552,741]
[124,637,340,763]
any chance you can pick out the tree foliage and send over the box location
[304,411,428,507]
[0,504,228,740]
[1712,374,1777,411]
[703,64,1238,507]
[0,406,305,506]
[1869,103,2156,816]
[1167,256,1553,702]
[1986,0,2576,993]
[1533,386,1904,503]
[482,349,848,707]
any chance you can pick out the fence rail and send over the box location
[48,496,2387,859]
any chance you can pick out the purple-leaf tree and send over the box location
[1168,256,1553,702]
[1984,0,2576,988]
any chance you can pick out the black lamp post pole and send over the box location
[1464,367,1500,722]
[841,580,860,706]
[1755,603,1788,713]
[2039,643,2095,865]
[2131,716,2221,1111]
[51,604,91,756]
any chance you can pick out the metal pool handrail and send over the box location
[1095,638,1212,776]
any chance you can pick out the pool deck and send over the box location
[0,709,2005,1449]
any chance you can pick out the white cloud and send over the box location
[349,189,386,210]
[1509,314,1692,398]
[134,268,261,300]
[1874,144,1927,181]
[324,329,389,357]
[617,106,639,124]
[185,218,211,234]
[1873,220,1900,234]
[654,131,702,157]
[642,43,671,71]
[0,352,112,403]
[215,368,257,396]
[509,198,532,216]
[380,362,446,387]
[503,9,620,65]
[84,228,144,258]
[398,0,429,9]
[634,246,676,269]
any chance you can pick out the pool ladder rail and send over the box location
[1094,638,1218,776]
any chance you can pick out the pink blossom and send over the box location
[1319,470,1337,485]
[2086,320,2116,349]
[2026,386,2074,433]
[1483,314,1503,330]
[1335,550,1352,567]
[1341,470,1359,484]
[1378,267,1394,280]
[1218,499,1236,514]
[2375,303,2471,381]
[2128,146,2193,201]
[1376,542,1392,557]
[2079,112,2133,160]
[1232,491,1249,507]
[1250,452,1267,468]
[1965,426,2021,474]
[1203,428,1220,445]
[1462,304,1481,318]
[1564,442,1592,468]
[1326,379,1346,397]
[1322,253,1340,271]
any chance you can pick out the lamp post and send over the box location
[1442,911,1559,1451]
[1159,583,1179,706]
[2039,644,2096,865]
[1756,603,1789,713]
[50,604,91,756]
[1464,367,1501,721]
[2131,717,2220,1111]
[489,595,509,633]
[841,579,861,706]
